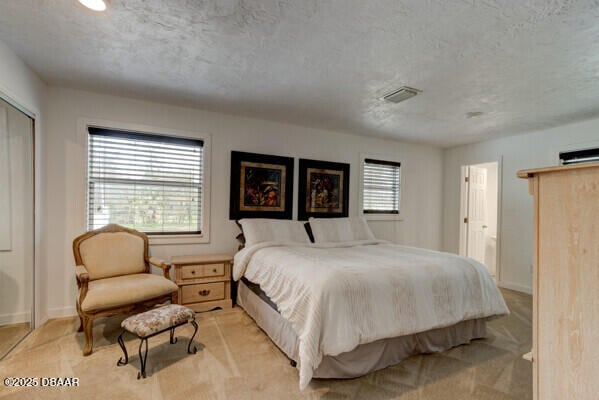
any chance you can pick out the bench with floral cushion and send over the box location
[116,304,198,379]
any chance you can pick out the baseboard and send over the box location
[47,306,77,319]
[37,313,49,327]
[497,281,532,295]
[0,311,31,325]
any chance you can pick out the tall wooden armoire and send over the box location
[518,162,599,400]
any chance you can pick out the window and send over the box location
[87,127,204,234]
[560,147,599,165]
[362,158,401,214]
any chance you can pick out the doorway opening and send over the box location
[459,161,500,278]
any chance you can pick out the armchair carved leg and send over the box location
[83,317,94,356]
[77,315,84,332]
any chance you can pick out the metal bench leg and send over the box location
[187,320,198,354]
[169,327,177,344]
[137,338,149,379]
[117,331,128,366]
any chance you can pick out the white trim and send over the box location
[0,311,31,325]
[358,152,403,221]
[78,118,212,245]
[495,157,504,283]
[0,91,37,119]
[149,234,208,246]
[47,306,77,319]
[497,281,532,295]
[458,165,469,257]
[362,214,404,222]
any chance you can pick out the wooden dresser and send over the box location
[171,254,233,312]
[518,162,599,400]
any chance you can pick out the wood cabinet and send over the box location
[171,254,233,312]
[518,162,599,400]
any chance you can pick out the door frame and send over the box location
[0,87,40,336]
[459,158,503,281]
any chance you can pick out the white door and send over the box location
[466,166,487,264]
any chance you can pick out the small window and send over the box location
[87,127,204,234]
[362,158,401,214]
[560,147,599,165]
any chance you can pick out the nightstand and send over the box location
[171,254,233,312]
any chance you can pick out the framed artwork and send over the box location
[298,158,349,220]
[229,151,294,220]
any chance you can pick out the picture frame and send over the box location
[229,151,294,220]
[298,158,349,220]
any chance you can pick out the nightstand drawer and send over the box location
[181,282,225,304]
[181,263,225,280]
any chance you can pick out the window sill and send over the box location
[362,213,404,222]
[148,233,209,246]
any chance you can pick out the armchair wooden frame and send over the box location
[73,224,177,356]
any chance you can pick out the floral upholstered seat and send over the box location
[122,304,195,338]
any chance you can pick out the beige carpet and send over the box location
[0,323,30,359]
[0,289,531,400]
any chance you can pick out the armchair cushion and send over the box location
[79,232,146,280]
[80,273,178,312]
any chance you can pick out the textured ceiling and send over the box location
[1,0,599,146]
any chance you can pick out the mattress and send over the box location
[241,277,277,310]
[237,278,488,380]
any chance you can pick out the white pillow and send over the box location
[308,217,375,243]
[239,219,311,247]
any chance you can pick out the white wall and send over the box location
[0,39,46,326]
[43,87,444,318]
[0,40,45,113]
[443,117,599,293]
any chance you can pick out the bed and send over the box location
[233,218,509,389]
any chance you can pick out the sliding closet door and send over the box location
[0,97,34,358]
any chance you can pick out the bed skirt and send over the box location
[237,279,488,379]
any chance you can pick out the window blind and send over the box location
[87,127,203,234]
[363,158,401,214]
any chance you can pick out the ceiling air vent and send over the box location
[382,86,422,104]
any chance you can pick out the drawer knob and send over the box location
[212,268,217,273]
[191,270,196,274]
[198,289,211,296]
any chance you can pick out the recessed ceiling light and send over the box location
[381,86,422,104]
[78,0,107,11]
[465,111,485,118]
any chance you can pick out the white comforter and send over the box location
[233,240,509,389]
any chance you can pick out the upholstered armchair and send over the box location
[72,224,178,356]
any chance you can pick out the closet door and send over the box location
[0,97,34,358]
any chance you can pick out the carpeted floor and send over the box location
[0,289,531,400]
[0,323,30,359]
